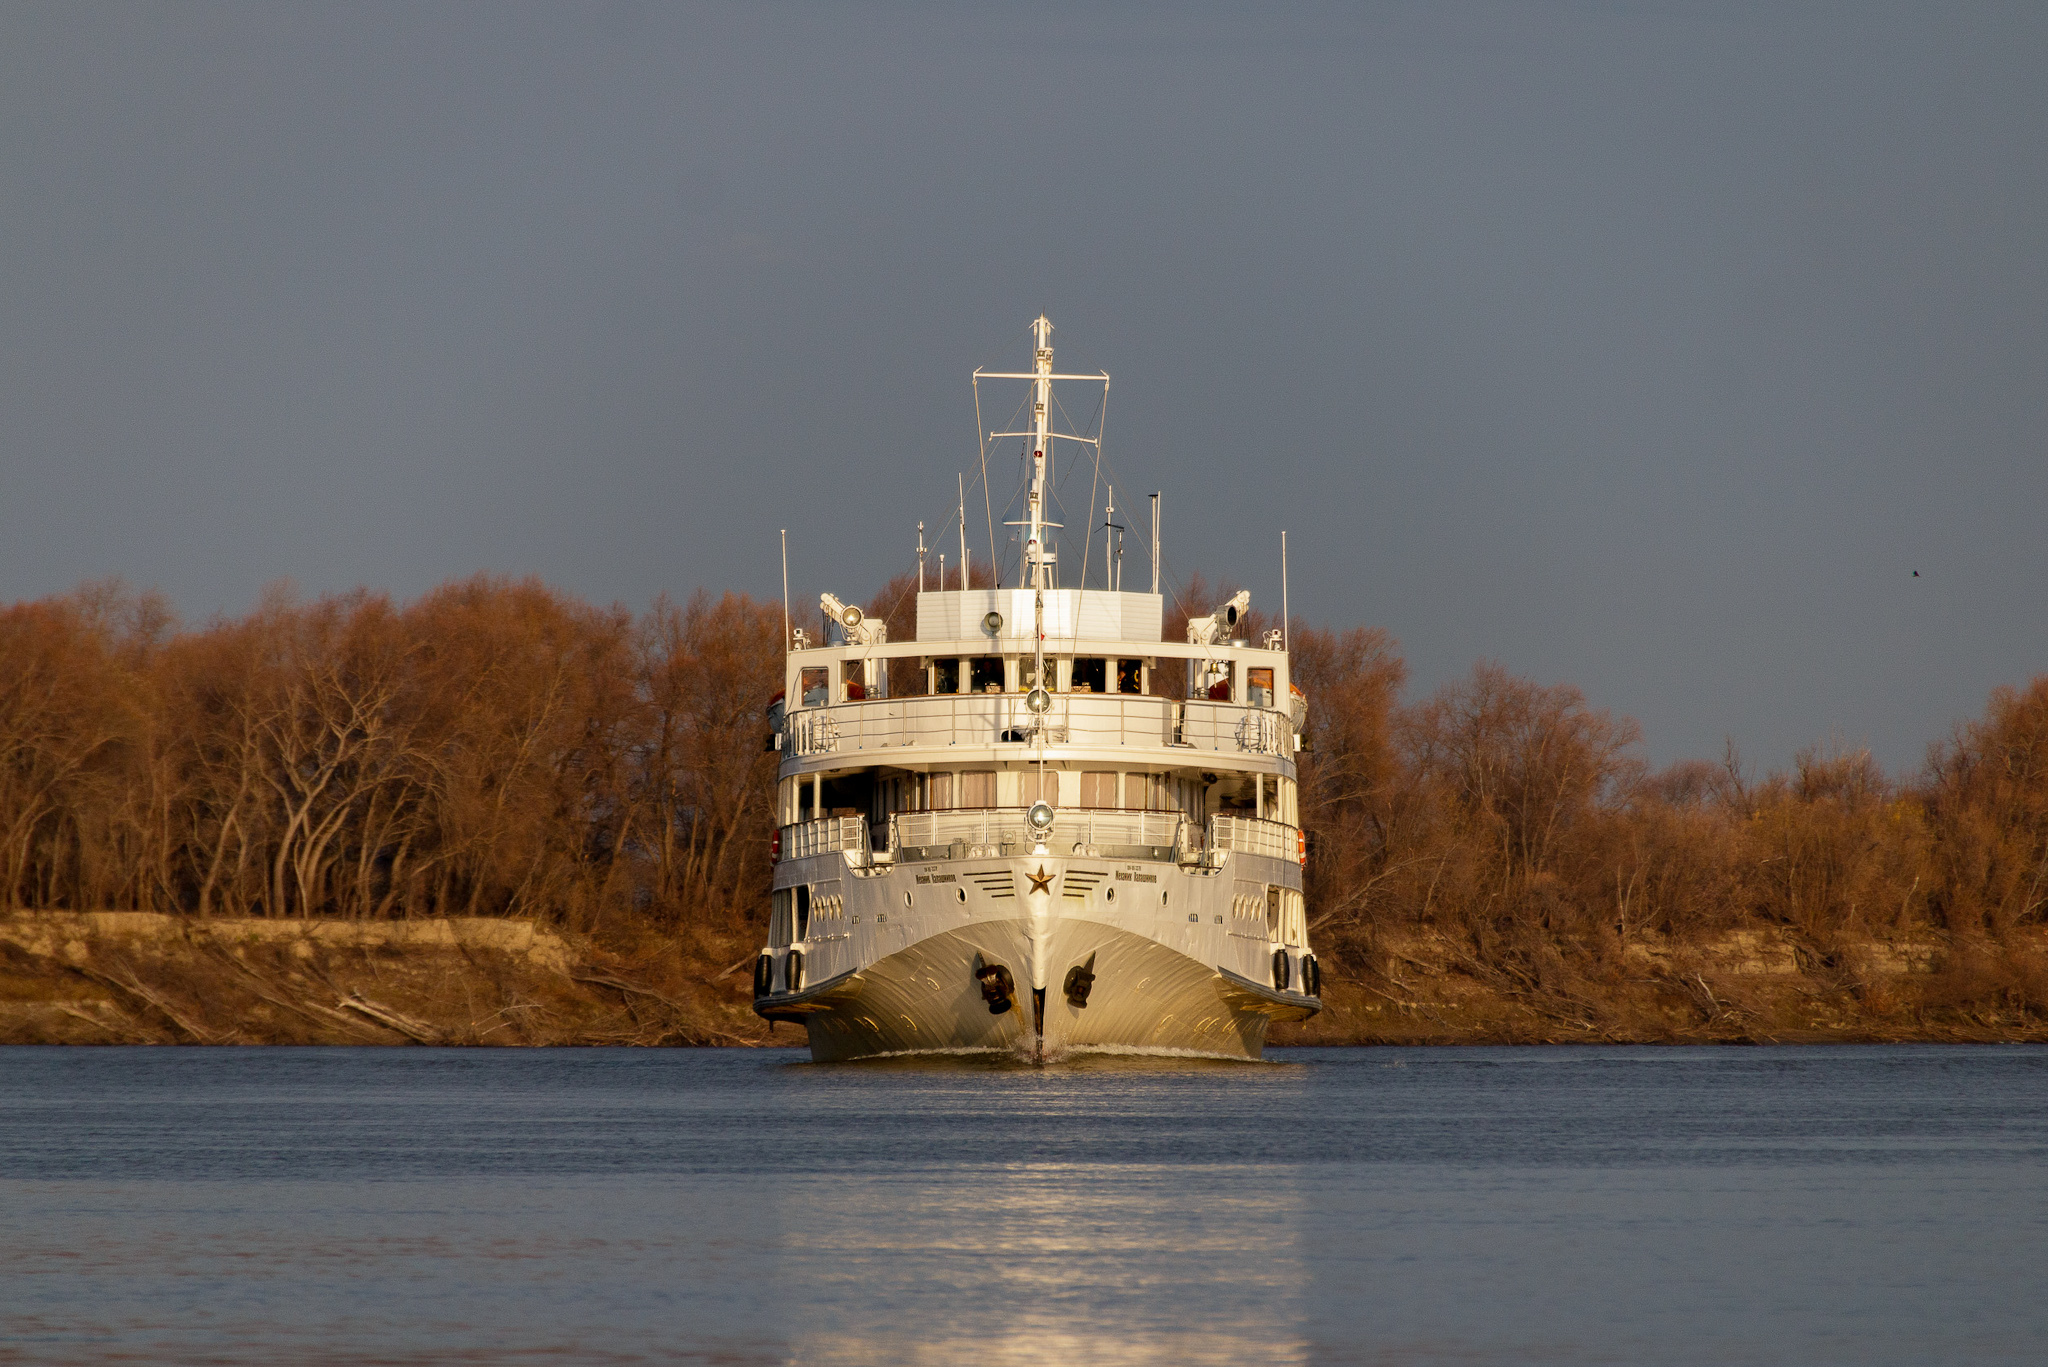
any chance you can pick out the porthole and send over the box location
[1160,889,1169,906]
[903,891,913,908]
[956,887,968,903]
[1105,886,1117,903]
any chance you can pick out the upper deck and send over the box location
[777,588,1300,777]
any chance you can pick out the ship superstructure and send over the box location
[754,317,1320,1061]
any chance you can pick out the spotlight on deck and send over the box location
[1027,801,1056,835]
[982,610,1004,634]
[820,592,887,646]
[1026,687,1053,714]
[1186,589,1251,646]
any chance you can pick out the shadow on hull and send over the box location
[756,920,1319,1063]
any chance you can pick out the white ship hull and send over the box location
[755,314,1321,1063]
[758,849,1319,1062]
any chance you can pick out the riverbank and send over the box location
[5,911,2044,1047]
[0,912,769,1046]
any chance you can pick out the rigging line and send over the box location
[979,431,999,589]
[974,385,1030,592]
[871,459,996,627]
[1080,425,1104,593]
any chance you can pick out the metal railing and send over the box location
[890,807,1186,859]
[784,693,1292,759]
[1209,813,1299,862]
[778,815,869,861]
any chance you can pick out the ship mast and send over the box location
[974,314,1108,692]
[1028,315,1052,698]
[1026,314,1053,592]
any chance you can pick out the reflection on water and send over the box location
[1,1045,2045,1364]
[779,1164,1306,1366]
[778,1052,1310,1366]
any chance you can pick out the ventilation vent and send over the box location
[1062,868,1108,902]
[966,870,1015,900]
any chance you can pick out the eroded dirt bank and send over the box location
[1272,926,2048,1045]
[5,912,2046,1047]
[0,912,773,1046]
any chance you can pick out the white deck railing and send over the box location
[1209,813,1300,862]
[784,693,1291,759]
[778,815,869,861]
[890,807,1186,855]
[779,809,1300,866]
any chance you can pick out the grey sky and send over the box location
[2,2,2042,774]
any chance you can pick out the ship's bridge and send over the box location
[777,588,1297,766]
[771,587,1307,853]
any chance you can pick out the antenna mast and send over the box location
[1149,493,1161,594]
[1026,315,1054,591]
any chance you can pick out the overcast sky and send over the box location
[2,2,2042,773]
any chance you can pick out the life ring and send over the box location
[752,954,772,998]
[1272,949,1290,992]
[786,949,805,994]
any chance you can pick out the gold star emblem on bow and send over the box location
[1026,865,1054,894]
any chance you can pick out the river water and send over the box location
[0,1045,2042,1364]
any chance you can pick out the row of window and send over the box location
[797,658,1279,707]
[918,769,1177,811]
[768,882,846,947]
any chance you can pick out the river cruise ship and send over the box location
[753,317,1320,1061]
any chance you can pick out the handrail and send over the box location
[778,815,869,861]
[1209,813,1299,862]
[784,692,1291,759]
[890,806,1186,856]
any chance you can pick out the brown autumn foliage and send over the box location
[5,571,2048,1040]
[1292,629,2048,1034]
[0,577,782,962]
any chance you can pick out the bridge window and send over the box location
[1021,769,1058,804]
[928,770,997,808]
[1071,659,1106,693]
[1248,667,1274,709]
[933,659,960,694]
[800,667,828,707]
[1116,659,1144,694]
[969,657,1004,693]
[1130,772,1169,810]
[1081,771,1117,808]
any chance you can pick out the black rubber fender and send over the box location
[1272,948,1291,992]
[752,954,773,999]
[786,949,805,994]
